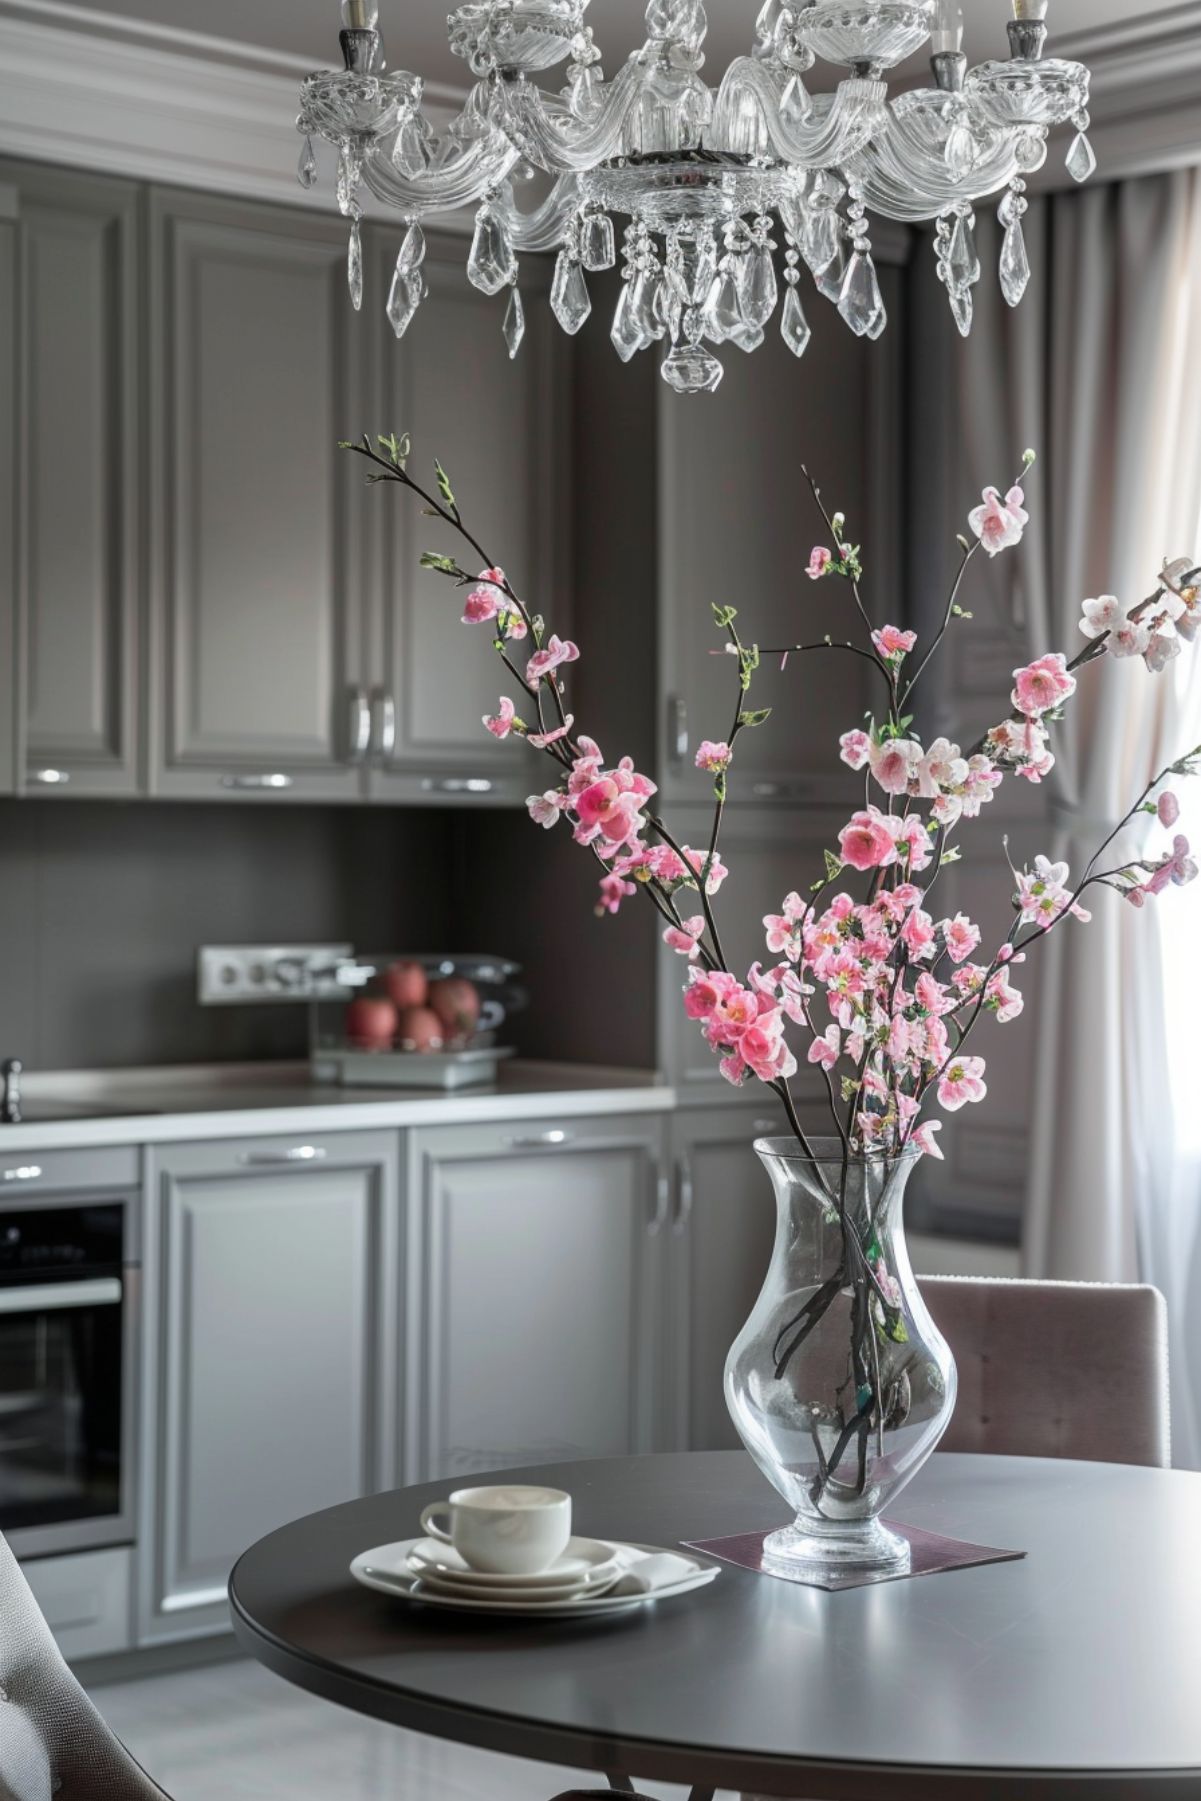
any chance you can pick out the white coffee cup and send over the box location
[419,1485,572,1575]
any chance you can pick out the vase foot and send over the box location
[762,1515,910,1579]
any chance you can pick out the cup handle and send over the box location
[420,1502,453,1545]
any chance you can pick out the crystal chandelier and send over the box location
[296,0,1094,392]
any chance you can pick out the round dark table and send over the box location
[229,1451,1201,1800]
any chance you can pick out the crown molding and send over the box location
[0,0,467,213]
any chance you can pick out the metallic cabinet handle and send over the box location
[648,1167,671,1236]
[238,1146,327,1166]
[370,687,397,764]
[2,1164,42,1183]
[220,773,294,791]
[30,768,70,786]
[421,777,494,795]
[506,1130,572,1148]
[0,1278,122,1314]
[673,1156,694,1236]
[347,687,371,764]
[667,694,688,766]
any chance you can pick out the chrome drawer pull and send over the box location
[220,773,294,791]
[673,1158,694,1235]
[30,769,70,786]
[0,1278,121,1314]
[3,1165,42,1183]
[238,1146,327,1165]
[347,687,371,764]
[506,1130,571,1148]
[421,777,494,795]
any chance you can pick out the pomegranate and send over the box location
[344,996,398,1049]
[428,977,481,1040]
[395,1005,445,1052]
[383,961,429,1010]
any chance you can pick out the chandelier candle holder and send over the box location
[297,0,1094,389]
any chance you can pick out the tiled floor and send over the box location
[88,1656,702,1801]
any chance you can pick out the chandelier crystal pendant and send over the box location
[297,0,1094,392]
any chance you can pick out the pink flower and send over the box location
[483,696,517,739]
[528,715,574,749]
[1011,653,1076,717]
[942,913,982,964]
[890,813,934,873]
[808,1025,840,1070]
[869,736,923,796]
[986,968,1024,1022]
[1079,594,1122,641]
[1159,791,1181,827]
[1111,618,1151,660]
[968,484,1028,557]
[901,908,937,961]
[840,729,872,771]
[871,625,918,661]
[596,873,635,916]
[917,738,967,796]
[807,546,833,580]
[719,1052,749,1087]
[695,740,733,774]
[1015,855,1091,925]
[911,1121,944,1160]
[663,916,706,959]
[740,1021,797,1084]
[526,789,566,828]
[526,635,580,683]
[1145,631,1182,674]
[1144,835,1198,895]
[838,808,898,872]
[462,567,505,623]
[938,1055,988,1112]
[683,970,735,1020]
[575,776,643,845]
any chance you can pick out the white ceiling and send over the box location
[42,0,1156,95]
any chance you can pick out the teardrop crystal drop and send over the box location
[297,135,317,190]
[503,287,525,359]
[550,252,591,334]
[703,264,743,341]
[387,268,423,339]
[610,282,646,362]
[396,221,426,275]
[946,214,980,292]
[467,209,516,296]
[802,207,839,276]
[728,321,764,353]
[336,142,359,217]
[999,217,1031,308]
[837,250,885,338]
[660,342,724,395]
[815,240,846,304]
[1065,130,1096,183]
[667,231,715,307]
[580,213,616,272]
[630,269,664,340]
[945,122,975,180]
[780,285,811,358]
[949,284,973,338]
[736,244,778,328]
[347,219,363,312]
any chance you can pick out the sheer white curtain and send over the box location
[948,170,1201,1453]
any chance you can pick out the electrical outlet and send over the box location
[196,944,357,1006]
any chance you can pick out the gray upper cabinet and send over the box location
[139,1129,400,1642]
[147,189,370,802]
[0,180,15,795]
[405,1112,667,1482]
[656,264,903,805]
[5,162,141,797]
[367,236,570,806]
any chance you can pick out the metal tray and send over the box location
[311,1045,516,1092]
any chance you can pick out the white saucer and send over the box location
[407,1567,619,1604]
[405,1535,616,1588]
[351,1540,720,1619]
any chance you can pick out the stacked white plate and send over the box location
[350,1535,720,1618]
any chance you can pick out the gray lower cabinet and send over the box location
[23,1547,133,1662]
[366,234,570,806]
[3,160,142,797]
[147,188,371,803]
[0,178,15,794]
[405,1113,669,1481]
[139,1130,400,1642]
[666,1106,785,1452]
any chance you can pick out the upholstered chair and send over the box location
[0,1529,171,1801]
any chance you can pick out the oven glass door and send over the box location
[0,1206,125,1536]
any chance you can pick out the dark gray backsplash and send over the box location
[0,799,656,1073]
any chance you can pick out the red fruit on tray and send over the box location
[428,977,481,1039]
[395,1005,445,1052]
[345,996,398,1049]
[383,960,429,1010]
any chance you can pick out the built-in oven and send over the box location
[0,1182,139,1559]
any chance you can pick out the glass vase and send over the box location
[725,1137,956,1578]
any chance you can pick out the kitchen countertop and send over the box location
[0,1060,675,1153]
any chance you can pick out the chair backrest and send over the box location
[0,1530,172,1801]
[921,1276,1171,1468]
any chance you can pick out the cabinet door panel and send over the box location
[9,164,140,794]
[371,243,569,795]
[657,267,902,803]
[0,181,14,794]
[407,1115,665,1480]
[140,1130,399,1642]
[150,191,367,801]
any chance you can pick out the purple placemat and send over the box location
[682,1524,1025,1592]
